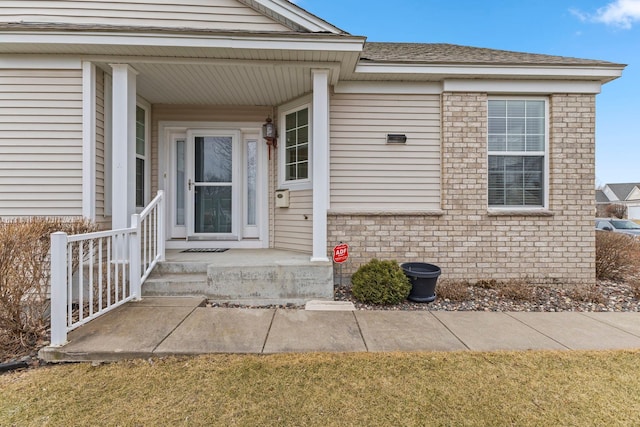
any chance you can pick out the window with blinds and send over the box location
[488,99,547,207]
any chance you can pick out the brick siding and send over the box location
[328,93,596,286]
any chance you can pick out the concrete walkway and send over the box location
[40,297,640,362]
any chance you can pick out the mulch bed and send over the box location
[334,280,640,312]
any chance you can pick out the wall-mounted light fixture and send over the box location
[386,134,407,144]
[262,117,277,159]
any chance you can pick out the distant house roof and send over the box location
[605,183,640,201]
[361,42,624,67]
[596,190,610,203]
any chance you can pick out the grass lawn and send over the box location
[1,351,639,426]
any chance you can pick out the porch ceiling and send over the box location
[101,60,331,105]
[0,31,363,105]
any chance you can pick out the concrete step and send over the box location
[142,259,333,305]
[207,263,333,305]
[143,272,208,297]
[153,262,209,274]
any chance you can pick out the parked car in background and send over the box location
[595,218,640,237]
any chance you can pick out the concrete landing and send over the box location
[142,249,334,305]
[39,298,640,362]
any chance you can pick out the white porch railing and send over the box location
[49,191,165,346]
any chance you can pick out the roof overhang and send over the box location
[0,29,366,105]
[0,29,365,55]
[352,62,624,84]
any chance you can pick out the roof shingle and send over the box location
[605,183,640,201]
[361,42,624,67]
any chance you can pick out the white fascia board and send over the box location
[602,186,619,201]
[443,79,603,94]
[355,63,623,81]
[335,81,442,94]
[0,55,81,69]
[247,0,344,33]
[85,55,343,70]
[1,31,365,52]
[627,187,640,201]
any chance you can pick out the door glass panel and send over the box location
[194,186,232,233]
[195,137,232,183]
[136,106,145,156]
[135,158,144,207]
[193,135,233,234]
[246,140,257,226]
[175,139,185,226]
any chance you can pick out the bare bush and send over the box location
[496,279,535,302]
[436,280,470,302]
[474,279,499,290]
[568,284,606,304]
[627,277,640,300]
[0,217,97,358]
[605,203,627,219]
[595,231,640,281]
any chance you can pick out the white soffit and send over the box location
[123,61,337,105]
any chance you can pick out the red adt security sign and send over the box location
[333,243,349,263]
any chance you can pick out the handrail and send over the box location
[49,191,165,346]
[140,191,164,219]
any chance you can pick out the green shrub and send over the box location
[351,259,411,305]
[0,217,97,359]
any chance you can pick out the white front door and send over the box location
[166,126,266,246]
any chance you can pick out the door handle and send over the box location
[188,179,193,191]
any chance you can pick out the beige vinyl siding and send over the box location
[0,0,289,32]
[273,189,312,253]
[330,93,441,211]
[0,68,83,217]
[95,68,111,229]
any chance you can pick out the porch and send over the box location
[47,192,333,348]
[143,249,334,305]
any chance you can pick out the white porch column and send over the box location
[311,69,330,262]
[110,64,138,229]
[81,61,96,220]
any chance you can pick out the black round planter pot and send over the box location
[401,262,441,303]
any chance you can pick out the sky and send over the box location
[294,0,640,186]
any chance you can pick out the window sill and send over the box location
[328,209,444,216]
[487,208,554,217]
[278,180,312,192]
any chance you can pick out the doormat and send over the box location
[181,248,229,253]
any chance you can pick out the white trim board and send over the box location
[240,0,345,34]
[1,32,366,52]
[82,61,96,220]
[355,63,623,82]
[443,79,603,94]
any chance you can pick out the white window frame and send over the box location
[135,99,151,210]
[487,96,549,210]
[279,96,312,191]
